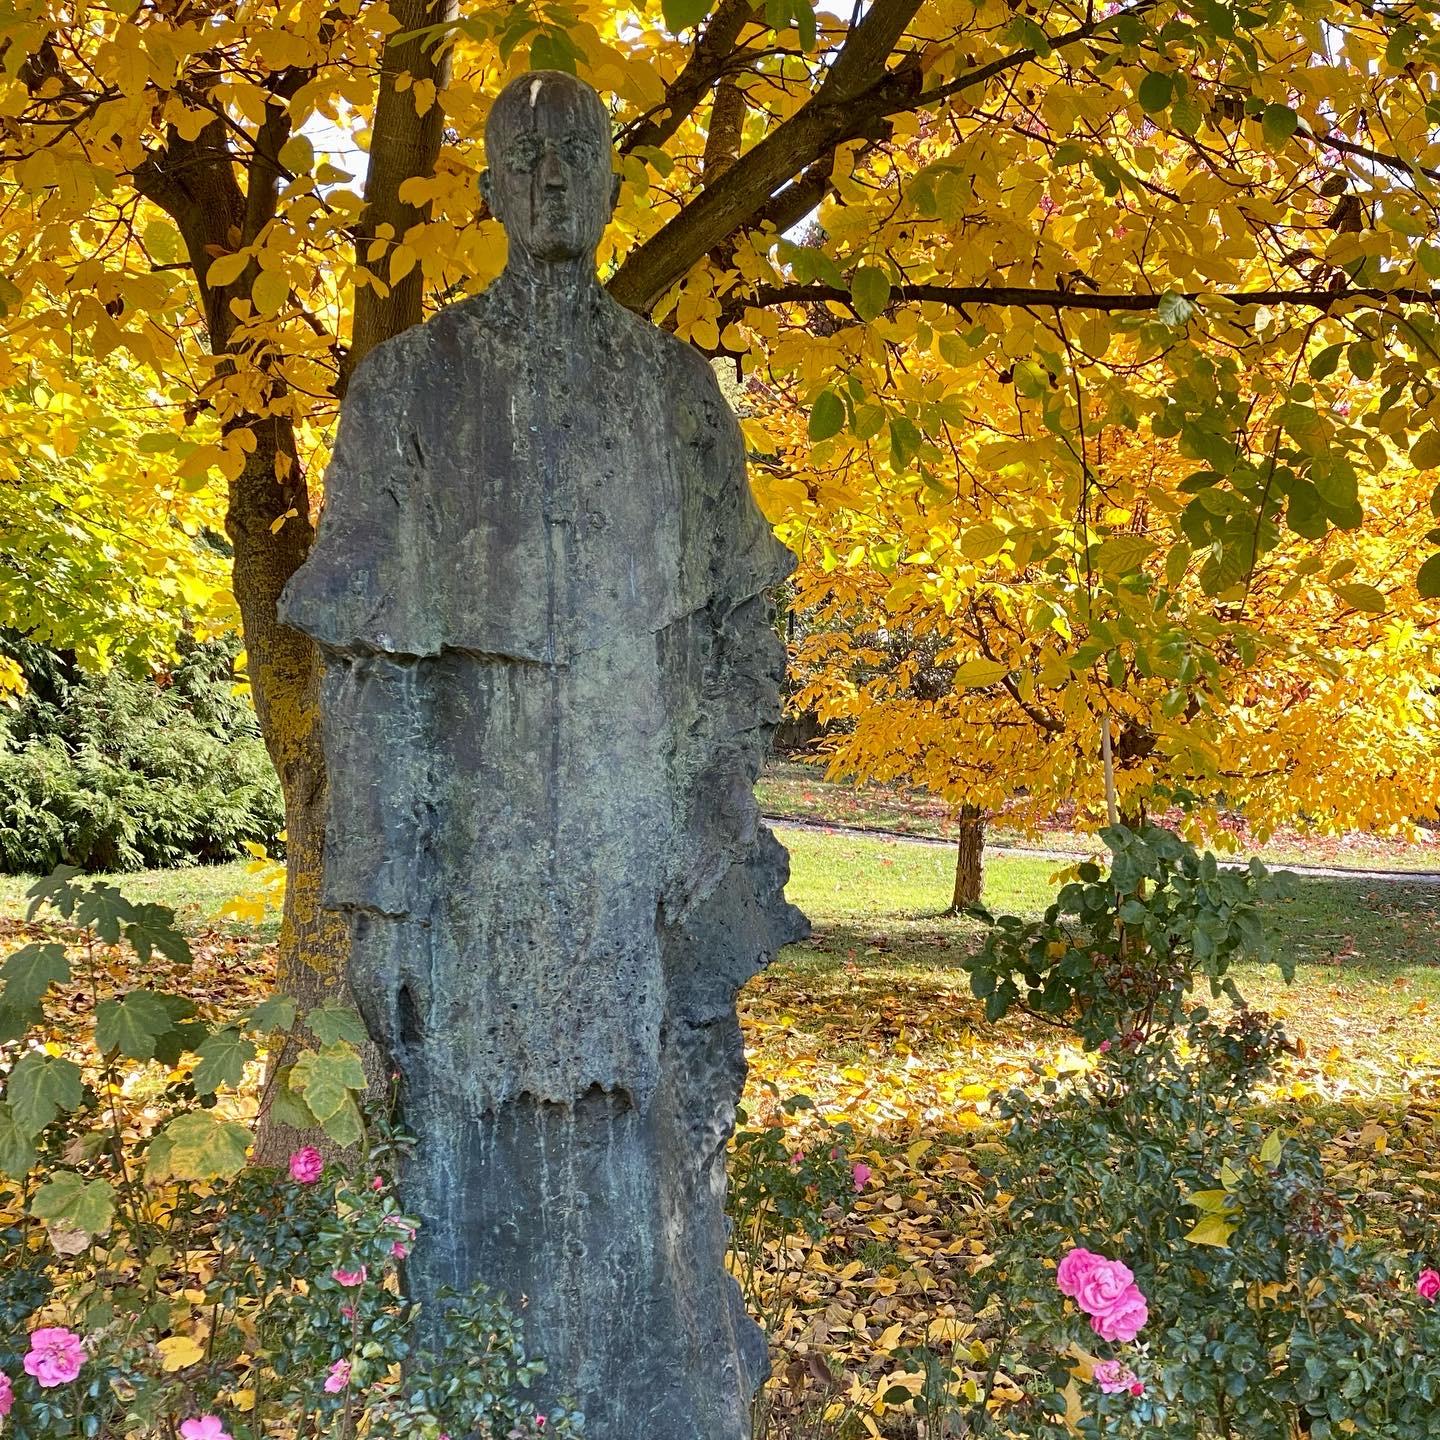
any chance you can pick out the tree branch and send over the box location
[723,280,1440,322]
[620,0,760,157]
[606,0,1181,316]
[132,117,246,348]
[607,0,924,312]
[1296,124,1440,186]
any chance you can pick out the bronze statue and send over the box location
[281,70,805,1439]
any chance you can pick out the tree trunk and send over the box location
[949,804,985,911]
[224,419,355,1162]
[346,0,459,385]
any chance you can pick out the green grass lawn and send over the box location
[0,858,284,941]
[773,826,1440,1080]
[6,820,1432,1090]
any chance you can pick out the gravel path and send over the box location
[765,814,1440,885]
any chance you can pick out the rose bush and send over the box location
[0,869,583,1438]
[957,1005,1440,1437]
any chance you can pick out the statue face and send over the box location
[483,72,616,266]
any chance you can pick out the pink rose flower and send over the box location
[1130,1381,1145,1396]
[851,1161,872,1191]
[332,1265,367,1287]
[535,1418,547,1431]
[324,1359,352,1393]
[289,1147,324,1184]
[1418,1268,1440,1302]
[1092,1359,1137,1394]
[0,1371,12,1417]
[23,1327,85,1387]
[371,1175,385,1191]
[1074,1257,1136,1318]
[1056,1247,1104,1299]
[180,1419,232,1440]
[1089,1282,1149,1343]
[385,1215,416,1259]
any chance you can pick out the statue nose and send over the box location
[541,146,566,190]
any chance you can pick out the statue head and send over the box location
[481,71,619,268]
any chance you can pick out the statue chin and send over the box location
[518,233,593,264]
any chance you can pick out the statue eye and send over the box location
[504,135,544,172]
[561,136,598,166]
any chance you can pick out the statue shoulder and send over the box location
[343,289,510,403]
[597,292,722,383]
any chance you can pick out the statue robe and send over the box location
[280,273,806,1438]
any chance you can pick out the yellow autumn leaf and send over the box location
[952,659,1010,690]
[157,1336,205,1372]
[1185,1214,1237,1248]
[390,245,419,284]
[205,252,249,289]
[252,269,289,318]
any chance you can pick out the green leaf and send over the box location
[1012,360,1049,398]
[95,991,176,1061]
[306,1002,369,1047]
[1411,431,1440,471]
[1005,14,1052,57]
[245,995,298,1035]
[1157,292,1194,328]
[0,1103,37,1177]
[1164,543,1191,587]
[32,1171,115,1237]
[888,415,922,469]
[266,1068,319,1132]
[6,1053,83,1135]
[1308,343,1344,381]
[1332,582,1388,613]
[74,882,135,945]
[1417,553,1440,600]
[25,865,84,921]
[851,265,891,322]
[146,1111,252,1182]
[192,1027,257,1095]
[661,0,715,31]
[808,389,846,442]
[0,1000,38,1045]
[1285,479,1328,540]
[1,943,69,1009]
[528,28,580,74]
[124,903,191,966]
[1137,71,1173,113]
[1260,103,1298,147]
[321,1092,365,1149]
[1169,95,1204,136]
[292,1042,368,1123]
[150,993,203,1067]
